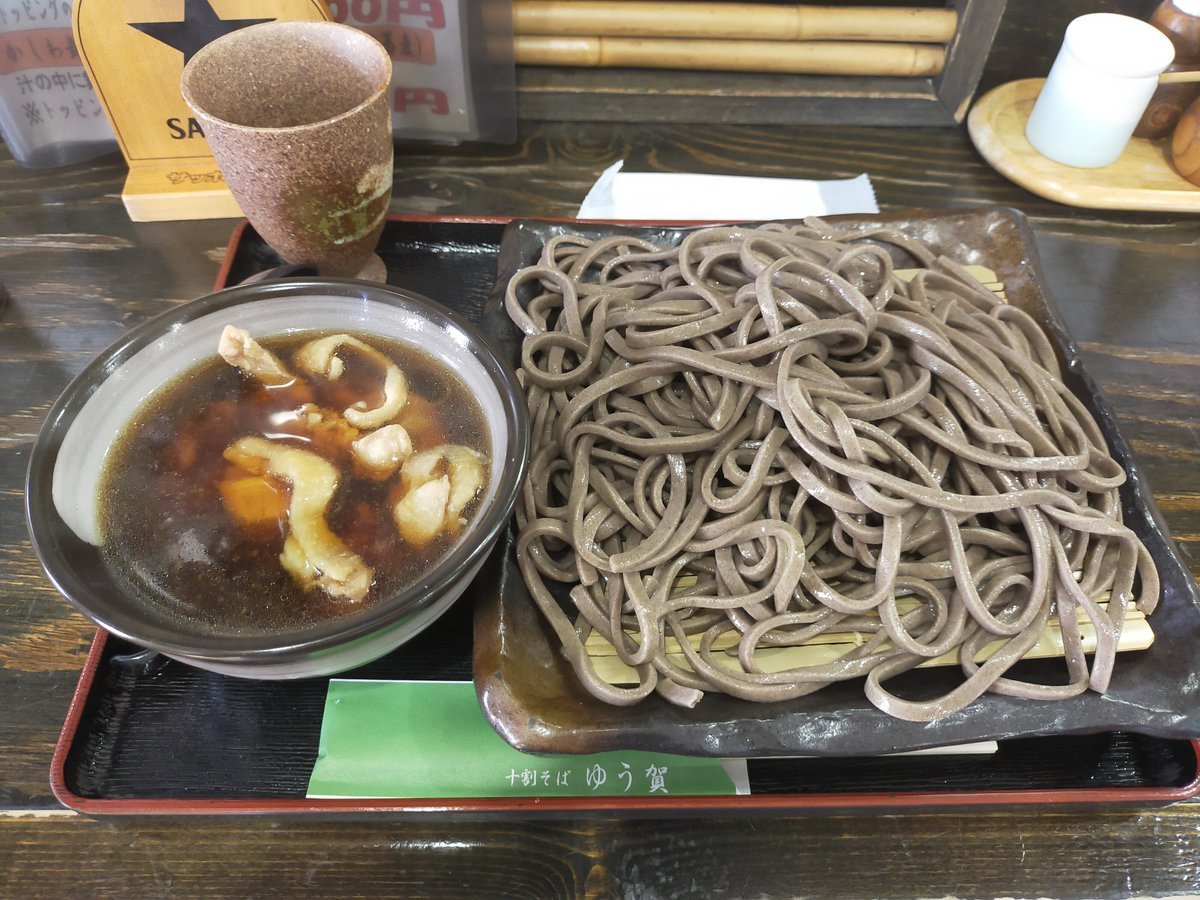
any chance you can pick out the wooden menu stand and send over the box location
[73,0,330,222]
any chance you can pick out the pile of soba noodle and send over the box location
[503,220,1159,722]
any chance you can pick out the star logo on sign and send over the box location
[131,0,274,65]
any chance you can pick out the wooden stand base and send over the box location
[74,0,330,222]
[968,79,1200,213]
[122,161,243,222]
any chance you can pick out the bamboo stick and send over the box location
[512,1,959,44]
[514,35,946,77]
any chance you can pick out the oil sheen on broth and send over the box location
[98,330,490,634]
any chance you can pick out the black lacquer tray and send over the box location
[52,215,1200,815]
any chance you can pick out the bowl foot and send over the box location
[353,253,388,283]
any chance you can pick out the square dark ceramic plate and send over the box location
[473,207,1200,758]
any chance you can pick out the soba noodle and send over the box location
[503,220,1158,722]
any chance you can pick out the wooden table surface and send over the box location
[2,121,1199,898]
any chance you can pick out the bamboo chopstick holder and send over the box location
[512,1,959,44]
[514,35,946,77]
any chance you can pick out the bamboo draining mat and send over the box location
[586,603,1152,685]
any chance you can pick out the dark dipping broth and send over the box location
[98,330,490,635]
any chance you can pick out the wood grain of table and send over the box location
[2,119,1199,898]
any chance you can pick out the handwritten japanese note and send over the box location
[307,680,746,799]
[0,0,113,165]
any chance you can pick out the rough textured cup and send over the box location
[181,22,393,280]
[1025,13,1176,168]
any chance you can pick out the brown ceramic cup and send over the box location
[181,21,393,281]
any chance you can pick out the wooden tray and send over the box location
[967,79,1200,212]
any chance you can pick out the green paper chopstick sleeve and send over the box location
[307,680,746,799]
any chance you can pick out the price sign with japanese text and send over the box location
[0,0,115,167]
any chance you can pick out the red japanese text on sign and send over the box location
[394,86,447,115]
[325,0,445,29]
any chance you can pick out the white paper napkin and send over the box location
[577,160,879,221]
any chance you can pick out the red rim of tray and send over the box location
[50,628,1200,815]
